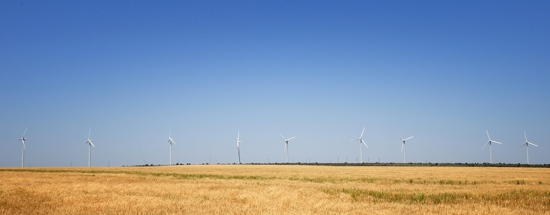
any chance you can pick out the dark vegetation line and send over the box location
[130,162,550,168]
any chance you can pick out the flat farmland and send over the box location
[1,165,549,214]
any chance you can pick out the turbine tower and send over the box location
[399,135,414,163]
[482,130,502,164]
[84,129,95,167]
[19,127,27,167]
[236,130,241,164]
[520,131,538,164]
[167,127,175,165]
[280,134,295,163]
[351,127,368,163]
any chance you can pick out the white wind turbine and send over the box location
[351,127,368,163]
[399,135,414,163]
[482,130,502,164]
[84,128,95,167]
[520,131,538,164]
[280,134,295,163]
[167,127,175,165]
[19,127,27,167]
[236,130,241,164]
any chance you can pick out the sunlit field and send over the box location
[1,165,549,214]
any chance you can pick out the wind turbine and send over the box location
[482,130,502,164]
[84,128,95,167]
[167,127,175,165]
[350,127,368,163]
[236,130,241,164]
[399,135,413,163]
[19,127,27,167]
[280,134,295,163]
[520,131,538,164]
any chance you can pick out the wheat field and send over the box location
[0,165,549,214]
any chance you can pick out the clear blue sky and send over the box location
[1,0,549,166]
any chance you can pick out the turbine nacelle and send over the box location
[399,135,414,143]
[521,142,538,148]
[167,127,175,145]
[521,131,538,165]
[350,137,368,148]
[483,130,502,149]
[280,134,295,143]
[19,127,27,150]
[351,127,368,148]
[85,129,95,147]
[398,135,413,151]
[281,134,295,163]
[521,131,538,148]
[167,136,175,145]
[85,139,95,147]
[19,138,26,150]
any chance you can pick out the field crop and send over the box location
[0,165,549,214]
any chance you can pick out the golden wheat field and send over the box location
[0,165,549,214]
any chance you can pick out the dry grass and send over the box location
[1,165,549,214]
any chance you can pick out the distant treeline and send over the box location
[126,162,550,168]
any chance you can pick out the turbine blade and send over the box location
[398,135,403,141]
[90,142,95,147]
[88,128,91,140]
[524,131,528,142]
[520,143,525,148]
[486,130,490,140]
[280,134,286,140]
[22,127,27,137]
[361,139,368,148]
[404,136,414,141]
[528,142,538,147]
[360,127,365,138]
[287,137,295,141]
[237,130,240,141]
[492,140,502,144]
